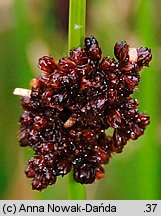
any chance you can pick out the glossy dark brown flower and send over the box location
[18,35,152,190]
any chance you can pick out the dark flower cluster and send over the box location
[19,36,152,190]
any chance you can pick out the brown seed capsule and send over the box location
[123,74,139,89]
[107,110,122,129]
[38,56,58,73]
[137,47,152,66]
[99,57,111,71]
[130,124,144,140]
[70,47,88,65]
[114,41,129,62]
[34,116,47,131]
[21,97,31,110]
[136,113,150,127]
[25,165,36,178]
[96,166,105,180]
[95,146,110,164]
[84,35,102,61]
[58,57,76,72]
[73,163,96,184]
[56,159,71,176]
[32,175,42,190]
[20,111,33,124]
[112,129,128,153]
[121,61,134,72]
[107,88,119,104]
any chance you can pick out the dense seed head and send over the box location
[18,35,152,190]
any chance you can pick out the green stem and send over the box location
[14,0,33,86]
[67,0,87,200]
[135,0,160,199]
[68,0,86,51]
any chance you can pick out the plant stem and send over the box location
[67,0,87,200]
[68,0,86,51]
[14,0,33,86]
[135,0,160,199]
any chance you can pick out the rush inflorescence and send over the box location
[17,36,152,190]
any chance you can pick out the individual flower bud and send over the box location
[70,47,88,65]
[123,74,139,89]
[107,110,122,128]
[31,172,56,190]
[44,170,57,185]
[137,47,152,66]
[38,73,51,85]
[28,156,45,172]
[121,62,134,72]
[58,57,76,72]
[127,98,139,109]
[32,174,43,190]
[68,69,83,84]
[25,166,36,178]
[130,124,144,140]
[107,88,119,104]
[84,35,102,60]
[38,56,58,73]
[114,41,129,62]
[19,128,32,147]
[50,73,62,89]
[96,166,105,180]
[73,163,96,184]
[136,113,150,128]
[34,116,47,131]
[56,159,72,176]
[21,97,31,110]
[99,56,111,71]
[41,89,54,105]
[112,129,128,153]
[106,72,119,88]
[95,146,110,164]
[20,111,34,126]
